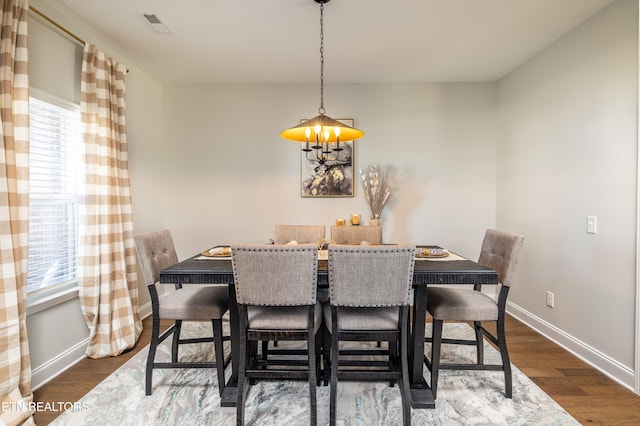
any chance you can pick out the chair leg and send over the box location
[330,310,339,425]
[322,323,331,386]
[212,319,226,397]
[171,320,182,363]
[260,340,269,368]
[248,340,259,385]
[430,319,443,400]
[308,329,317,426]
[399,309,412,426]
[145,315,162,396]
[237,325,250,425]
[474,321,484,365]
[389,339,397,387]
[497,317,513,398]
[315,329,322,386]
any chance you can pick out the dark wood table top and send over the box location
[159,249,498,287]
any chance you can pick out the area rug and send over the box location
[50,322,579,425]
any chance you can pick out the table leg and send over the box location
[409,285,435,409]
[220,283,239,407]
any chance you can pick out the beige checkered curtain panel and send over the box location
[0,0,35,424]
[78,44,141,358]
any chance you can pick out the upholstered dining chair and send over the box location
[274,224,326,245]
[134,230,231,396]
[424,229,525,399]
[270,224,327,357]
[330,224,382,245]
[324,244,415,425]
[231,244,321,426]
[330,224,385,351]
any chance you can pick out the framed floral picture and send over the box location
[301,118,355,198]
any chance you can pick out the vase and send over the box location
[369,217,381,226]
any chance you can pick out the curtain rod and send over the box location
[29,6,130,74]
[29,6,85,46]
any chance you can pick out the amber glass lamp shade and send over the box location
[280,114,364,143]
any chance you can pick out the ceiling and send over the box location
[55,0,616,85]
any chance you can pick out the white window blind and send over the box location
[28,95,80,294]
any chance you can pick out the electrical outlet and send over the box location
[546,291,554,308]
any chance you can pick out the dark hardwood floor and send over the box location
[505,317,640,425]
[32,315,640,425]
[31,317,171,425]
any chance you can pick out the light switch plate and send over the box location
[587,216,597,234]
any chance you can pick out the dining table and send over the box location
[159,245,499,409]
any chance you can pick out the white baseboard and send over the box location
[31,301,153,391]
[31,338,88,391]
[138,300,152,320]
[507,301,636,393]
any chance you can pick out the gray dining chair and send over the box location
[270,224,327,358]
[274,224,326,245]
[324,244,415,425]
[424,229,525,399]
[330,224,382,245]
[134,230,231,396]
[231,243,321,426]
[330,224,385,352]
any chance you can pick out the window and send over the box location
[27,93,81,296]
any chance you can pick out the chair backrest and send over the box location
[274,224,326,245]
[478,229,525,288]
[328,244,415,307]
[330,225,382,245]
[231,244,318,306]
[134,230,179,286]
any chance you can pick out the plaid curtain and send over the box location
[0,0,35,424]
[78,44,141,358]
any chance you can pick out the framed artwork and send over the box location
[301,118,355,198]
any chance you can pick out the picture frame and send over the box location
[300,118,356,198]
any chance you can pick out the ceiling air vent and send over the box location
[142,13,172,34]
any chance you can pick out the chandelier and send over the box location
[280,0,364,163]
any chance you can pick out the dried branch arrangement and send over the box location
[359,164,402,222]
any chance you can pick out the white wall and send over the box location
[497,0,637,388]
[160,83,496,260]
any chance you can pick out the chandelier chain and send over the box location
[318,2,325,115]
